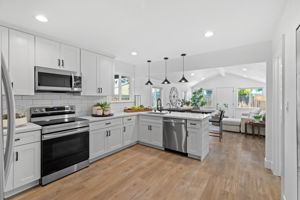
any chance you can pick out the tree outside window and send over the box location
[203,89,213,107]
[112,75,131,101]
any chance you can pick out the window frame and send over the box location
[202,88,214,108]
[151,87,163,108]
[237,87,265,108]
[112,74,133,102]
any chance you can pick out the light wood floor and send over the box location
[10,132,280,200]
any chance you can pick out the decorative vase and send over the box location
[103,107,111,115]
[92,106,103,116]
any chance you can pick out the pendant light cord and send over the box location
[182,56,185,76]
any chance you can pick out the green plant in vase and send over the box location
[253,115,263,122]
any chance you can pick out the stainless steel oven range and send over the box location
[30,105,89,185]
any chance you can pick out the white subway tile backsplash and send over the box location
[6,93,134,118]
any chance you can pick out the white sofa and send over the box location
[222,118,241,132]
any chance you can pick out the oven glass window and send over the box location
[38,72,72,88]
[42,131,89,176]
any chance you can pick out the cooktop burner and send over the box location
[33,117,87,127]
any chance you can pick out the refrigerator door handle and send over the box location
[1,53,16,183]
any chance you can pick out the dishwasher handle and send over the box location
[163,119,186,124]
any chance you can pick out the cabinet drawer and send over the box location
[123,116,136,125]
[14,130,41,147]
[187,120,201,129]
[140,116,163,125]
[90,118,122,130]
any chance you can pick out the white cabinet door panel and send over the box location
[9,30,34,95]
[139,123,149,143]
[106,127,122,152]
[149,124,163,147]
[60,44,80,72]
[13,142,40,188]
[187,129,201,156]
[123,124,135,146]
[81,50,98,96]
[0,26,8,67]
[35,37,60,69]
[90,129,106,159]
[97,55,113,96]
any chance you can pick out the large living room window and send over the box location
[238,88,265,108]
[203,89,213,107]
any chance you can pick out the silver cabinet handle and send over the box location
[2,53,16,182]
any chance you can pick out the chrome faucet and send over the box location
[157,98,162,112]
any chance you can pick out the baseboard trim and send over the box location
[5,180,39,198]
[264,157,272,169]
[137,141,164,150]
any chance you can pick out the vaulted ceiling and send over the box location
[0,0,286,64]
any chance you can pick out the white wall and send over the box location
[192,73,266,118]
[272,0,300,199]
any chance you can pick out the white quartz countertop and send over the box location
[3,122,41,135]
[81,111,210,123]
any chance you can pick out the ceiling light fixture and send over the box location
[131,51,137,56]
[179,53,188,83]
[191,73,195,76]
[145,60,153,85]
[242,68,247,72]
[204,31,214,38]
[162,57,171,84]
[35,15,48,23]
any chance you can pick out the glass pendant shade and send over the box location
[178,53,188,83]
[161,57,171,84]
[145,60,153,85]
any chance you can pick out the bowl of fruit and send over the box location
[124,105,152,113]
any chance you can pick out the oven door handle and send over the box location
[42,127,89,140]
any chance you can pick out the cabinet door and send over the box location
[90,128,106,159]
[0,26,8,68]
[139,123,150,143]
[123,124,135,146]
[97,55,113,96]
[81,50,98,96]
[60,44,80,72]
[149,124,163,147]
[187,129,201,156]
[35,37,60,69]
[106,127,123,152]
[9,30,35,95]
[13,142,40,188]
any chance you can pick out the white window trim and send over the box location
[112,74,133,102]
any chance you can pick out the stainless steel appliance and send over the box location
[30,105,89,185]
[163,118,187,153]
[0,53,16,200]
[35,66,82,93]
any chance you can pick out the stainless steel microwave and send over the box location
[35,66,82,93]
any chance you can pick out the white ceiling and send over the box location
[151,62,266,87]
[0,0,286,65]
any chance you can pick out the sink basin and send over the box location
[147,111,168,115]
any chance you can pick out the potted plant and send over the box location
[3,112,27,128]
[253,115,263,122]
[100,102,111,115]
[180,99,192,108]
[191,88,207,108]
[92,103,103,116]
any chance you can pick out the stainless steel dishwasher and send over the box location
[163,118,187,153]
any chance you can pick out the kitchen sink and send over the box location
[147,111,169,115]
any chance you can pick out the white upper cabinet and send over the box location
[35,37,80,73]
[35,37,60,69]
[97,55,113,96]
[81,50,114,96]
[81,50,98,96]
[9,30,35,95]
[60,44,80,72]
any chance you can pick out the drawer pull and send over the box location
[190,123,197,126]
[15,138,20,141]
[127,118,132,121]
[105,122,111,125]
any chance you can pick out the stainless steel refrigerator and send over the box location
[0,52,16,199]
[297,25,300,200]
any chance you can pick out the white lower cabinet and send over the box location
[13,142,40,188]
[90,128,106,159]
[139,116,163,148]
[106,126,123,152]
[4,131,41,194]
[123,124,136,146]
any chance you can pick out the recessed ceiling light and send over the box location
[201,77,206,81]
[204,31,214,38]
[131,51,137,56]
[191,73,195,76]
[242,68,247,72]
[35,15,48,23]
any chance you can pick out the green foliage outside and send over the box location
[191,88,207,108]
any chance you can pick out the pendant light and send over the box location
[145,60,153,85]
[178,53,188,83]
[161,57,171,84]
